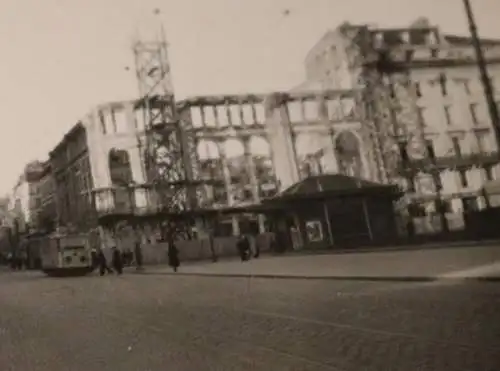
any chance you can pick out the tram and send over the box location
[39,233,94,277]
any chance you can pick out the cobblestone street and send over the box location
[1,270,499,370]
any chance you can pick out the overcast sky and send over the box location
[1,0,499,195]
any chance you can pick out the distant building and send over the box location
[0,197,12,256]
[1,161,49,259]
[7,173,30,234]
[28,161,56,233]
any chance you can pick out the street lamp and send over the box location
[462,0,500,148]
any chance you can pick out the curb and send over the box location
[279,239,500,257]
[130,270,500,282]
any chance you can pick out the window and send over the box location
[464,80,471,95]
[462,197,478,212]
[477,132,490,152]
[326,99,341,120]
[242,104,254,125]
[444,105,452,126]
[433,172,443,191]
[458,170,468,188]
[398,141,409,163]
[203,106,216,127]
[99,111,107,134]
[190,107,204,127]
[303,100,318,121]
[405,50,414,62]
[287,101,303,123]
[113,108,127,133]
[134,109,145,130]
[469,103,479,125]
[430,48,438,58]
[254,104,265,124]
[414,82,422,97]
[243,188,253,200]
[439,73,448,96]
[417,107,426,126]
[452,137,462,157]
[110,110,118,133]
[485,166,494,181]
[229,105,241,126]
[425,140,435,160]
[216,106,229,127]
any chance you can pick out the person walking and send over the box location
[237,235,250,262]
[208,234,218,263]
[168,242,180,273]
[97,249,113,276]
[134,241,143,271]
[111,246,124,275]
[90,247,98,270]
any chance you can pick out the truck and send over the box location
[39,233,95,277]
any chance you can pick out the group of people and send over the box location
[90,242,180,276]
[91,247,125,276]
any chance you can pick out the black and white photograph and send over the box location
[1,0,500,369]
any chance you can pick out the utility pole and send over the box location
[462,0,500,148]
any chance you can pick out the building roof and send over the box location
[49,121,85,158]
[281,174,380,195]
[268,174,400,202]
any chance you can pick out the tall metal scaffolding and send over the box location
[132,14,201,239]
[340,23,439,206]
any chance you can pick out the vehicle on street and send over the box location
[39,233,94,277]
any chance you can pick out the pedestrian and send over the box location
[252,235,260,259]
[111,246,123,275]
[208,234,218,263]
[168,242,180,273]
[97,249,113,276]
[123,249,133,266]
[134,241,143,270]
[90,247,98,270]
[237,235,250,262]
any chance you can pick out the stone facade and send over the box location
[300,18,500,212]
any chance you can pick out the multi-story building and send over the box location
[1,162,49,261]
[46,88,357,241]
[0,197,12,257]
[0,197,9,226]
[28,161,56,233]
[24,161,48,231]
[8,172,31,235]
[49,123,94,232]
[298,17,500,214]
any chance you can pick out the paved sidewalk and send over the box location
[136,244,500,282]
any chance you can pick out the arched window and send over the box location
[335,131,363,178]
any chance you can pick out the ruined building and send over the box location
[39,17,500,244]
[298,17,500,216]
